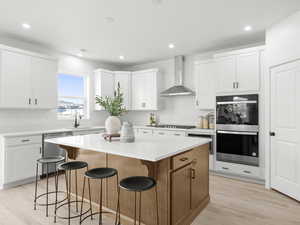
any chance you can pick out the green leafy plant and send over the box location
[95,82,127,116]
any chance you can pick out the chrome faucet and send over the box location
[74,112,82,128]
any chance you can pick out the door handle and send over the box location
[233,82,235,89]
[236,82,239,89]
[28,98,31,105]
[35,98,38,105]
[191,168,196,179]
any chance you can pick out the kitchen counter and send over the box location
[0,126,105,137]
[49,134,210,225]
[46,133,211,161]
[135,125,215,135]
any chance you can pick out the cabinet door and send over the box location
[171,164,191,225]
[215,56,236,93]
[236,51,260,92]
[131,70,158,110]
[5,144,41,183]
[191,148,209,209]
[195,60,215,109]
[114,72,131,110]
[31,57,57,109]
[94,70,115,110]
[0,50,31,108]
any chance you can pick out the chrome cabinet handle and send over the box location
[174,133,181,136]
[21,139,30,142]
[243,170,251,174]
[233,82,235,89]
[158,132,164,135]
[236,82,239,89]
[35,98,38,105]
[222,167,229,170]
[28,98,31,105]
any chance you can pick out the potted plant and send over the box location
[95,82,127,134]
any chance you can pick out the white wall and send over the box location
[0,36,118,132]
[266,10,300,67]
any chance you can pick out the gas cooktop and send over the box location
[147,125,196,129]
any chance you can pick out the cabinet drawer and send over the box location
[139,129,153,135]
[5,135,42,146]
[215,161,261,178]
[172,151,193,170]
[153,130,186,137]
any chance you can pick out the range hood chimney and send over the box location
[160,55,194,97]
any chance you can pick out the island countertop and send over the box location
[45,133,211,162]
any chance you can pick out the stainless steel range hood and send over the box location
[160,55,194,97]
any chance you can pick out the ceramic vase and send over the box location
[105,116,121,134]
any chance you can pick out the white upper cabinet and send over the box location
[0,46,57,109]
[214,46,264,94]
[0,50,31,108]
[94,69,115,111]
[236,51,260,92]
[131,69,159,111]
[194,60,216,109]
[215,56,236,93]
[114,71,131,110]
[30,56,57,109]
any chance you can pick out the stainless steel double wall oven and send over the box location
[216,94,259,166]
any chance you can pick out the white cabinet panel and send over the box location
[5,144,41,183]
[131,69,158,110]
[0,50,31,108]
[31,57,57,109]
[236,52,260,92]
[194,60,215,109]
[215,56,236,93]
[114,71,131,110]
[94,69,115,111]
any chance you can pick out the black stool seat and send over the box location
[37,156,65,164]
[58,161,88,171]
[120,176,156,192]
[85,168,117,179]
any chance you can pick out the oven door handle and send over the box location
[217,130,258,135]
[217,100,257,105]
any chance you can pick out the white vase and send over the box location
[105,116,121,134]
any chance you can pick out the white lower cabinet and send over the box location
[215,161,262,179]
[1,135,42,188]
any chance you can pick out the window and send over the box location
[57,73,89,119]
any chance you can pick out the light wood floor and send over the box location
[0,174,299,225]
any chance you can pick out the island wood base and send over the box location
[60,143,210,225]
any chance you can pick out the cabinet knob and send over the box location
[141,102,146,108]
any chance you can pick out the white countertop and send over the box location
[135,125,215,135]
[46,134,211,162]
[0,126,105,137]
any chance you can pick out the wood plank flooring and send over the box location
[0,174,299,225]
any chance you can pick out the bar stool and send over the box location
[54,161,91,225]
[119,176,159,225]
[80,167,121,225]
[34,156,66,217]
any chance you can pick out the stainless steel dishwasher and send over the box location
[42,131,73,176]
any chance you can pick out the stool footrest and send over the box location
[55,200,91,220]
[79,211,112,224]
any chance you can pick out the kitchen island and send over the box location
[46,134,211,225]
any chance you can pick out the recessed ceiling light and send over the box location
[168,43,175,49]
[119,55,125,60]
[244,26,252,31]
[22,23,31,29]
[105,17,115,23]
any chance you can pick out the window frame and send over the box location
[57,71,90,120]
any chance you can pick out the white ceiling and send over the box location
[0,0,299,65]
